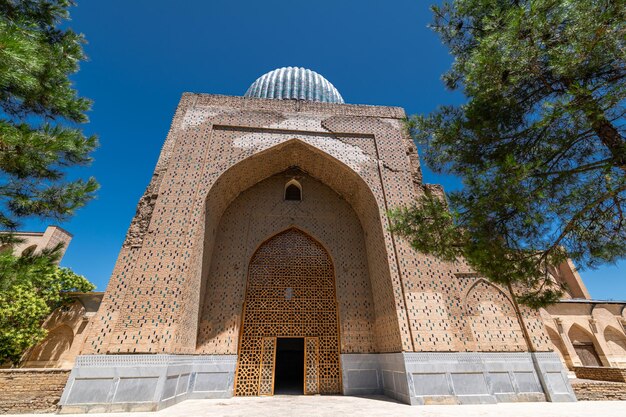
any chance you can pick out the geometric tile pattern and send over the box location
[258,337,276,395]
[305,337,320,394]
[234,229,341,396]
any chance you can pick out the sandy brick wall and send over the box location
[572,379,626,401]
[0,369,70,414]
[574,366,626,382]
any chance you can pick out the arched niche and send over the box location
[196,169,377,356]
[234,228,341,396]
[603,326,626,365]
[284,179,302,201]
[464,279,525,351]
[568,324,604,367]
[21,244,37,256]
[186,139,402,354]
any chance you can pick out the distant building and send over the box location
[21,292,103,369]
[0,225,84,369]
[540,261,626,376]
[0,225,73,260]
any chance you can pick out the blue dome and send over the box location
[244,67,344,103]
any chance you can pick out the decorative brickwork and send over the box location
[465,279,525,351]
[305,337,320,394]
[82,93,555,386]
[196,173,375,355]
[0,369,70,414]
[234,229,341,396]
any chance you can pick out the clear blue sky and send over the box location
[23,0,624,299]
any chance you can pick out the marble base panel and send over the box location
[59,354,237,413]
[60,352,574,412]
[341,352,576,405]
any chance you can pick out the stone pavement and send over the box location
[6,396,626,417]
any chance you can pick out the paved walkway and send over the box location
[7,396,626,417]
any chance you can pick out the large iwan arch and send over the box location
[187,139,402,356]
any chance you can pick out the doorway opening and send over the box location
[574,342,603,367]
[274,338,304,394]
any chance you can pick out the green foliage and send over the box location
[392,0,625,307]
[0,243,94,365]
[0,0,98,229]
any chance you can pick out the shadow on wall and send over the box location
[25,325,74,367]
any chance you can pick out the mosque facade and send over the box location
[57,67,579,411]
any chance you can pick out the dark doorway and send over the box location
[274,338,304,394]
[574,343,603,367]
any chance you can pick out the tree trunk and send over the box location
[576,90,626,172]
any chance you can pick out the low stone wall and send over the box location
[0,369,70,414]
[572,379,626,401]
[342,352,575,405]
[574,366,626,382]
[59,354,237,413]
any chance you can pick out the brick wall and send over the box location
[572,379,626,401]
[574,366,626,382]
[0,369,70,414]
[83,93,552,358]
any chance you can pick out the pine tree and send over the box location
[391,0,625,307]
[0,0,98,230]
[0,1,97,364]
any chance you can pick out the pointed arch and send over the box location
[246,226,336,268]
[187,138,403,354]
[202,138,383,227]
[603,325,626,365]
[546,326,572,369]
[568,323,598,344]
[568,323,604,367]
[284,179,302,201]
[464,279,525,351]
[462,278,515,315]
[21,244,37,256]
[246,227,335,286]
[234,227,341,396]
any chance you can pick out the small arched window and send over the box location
[284,179,302,201]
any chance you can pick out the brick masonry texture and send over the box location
[571,379,626,401]
[0,369,70,414]
[574,366,626,382]
[82,93,552,358]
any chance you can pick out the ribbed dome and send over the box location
[244,67,344,103]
